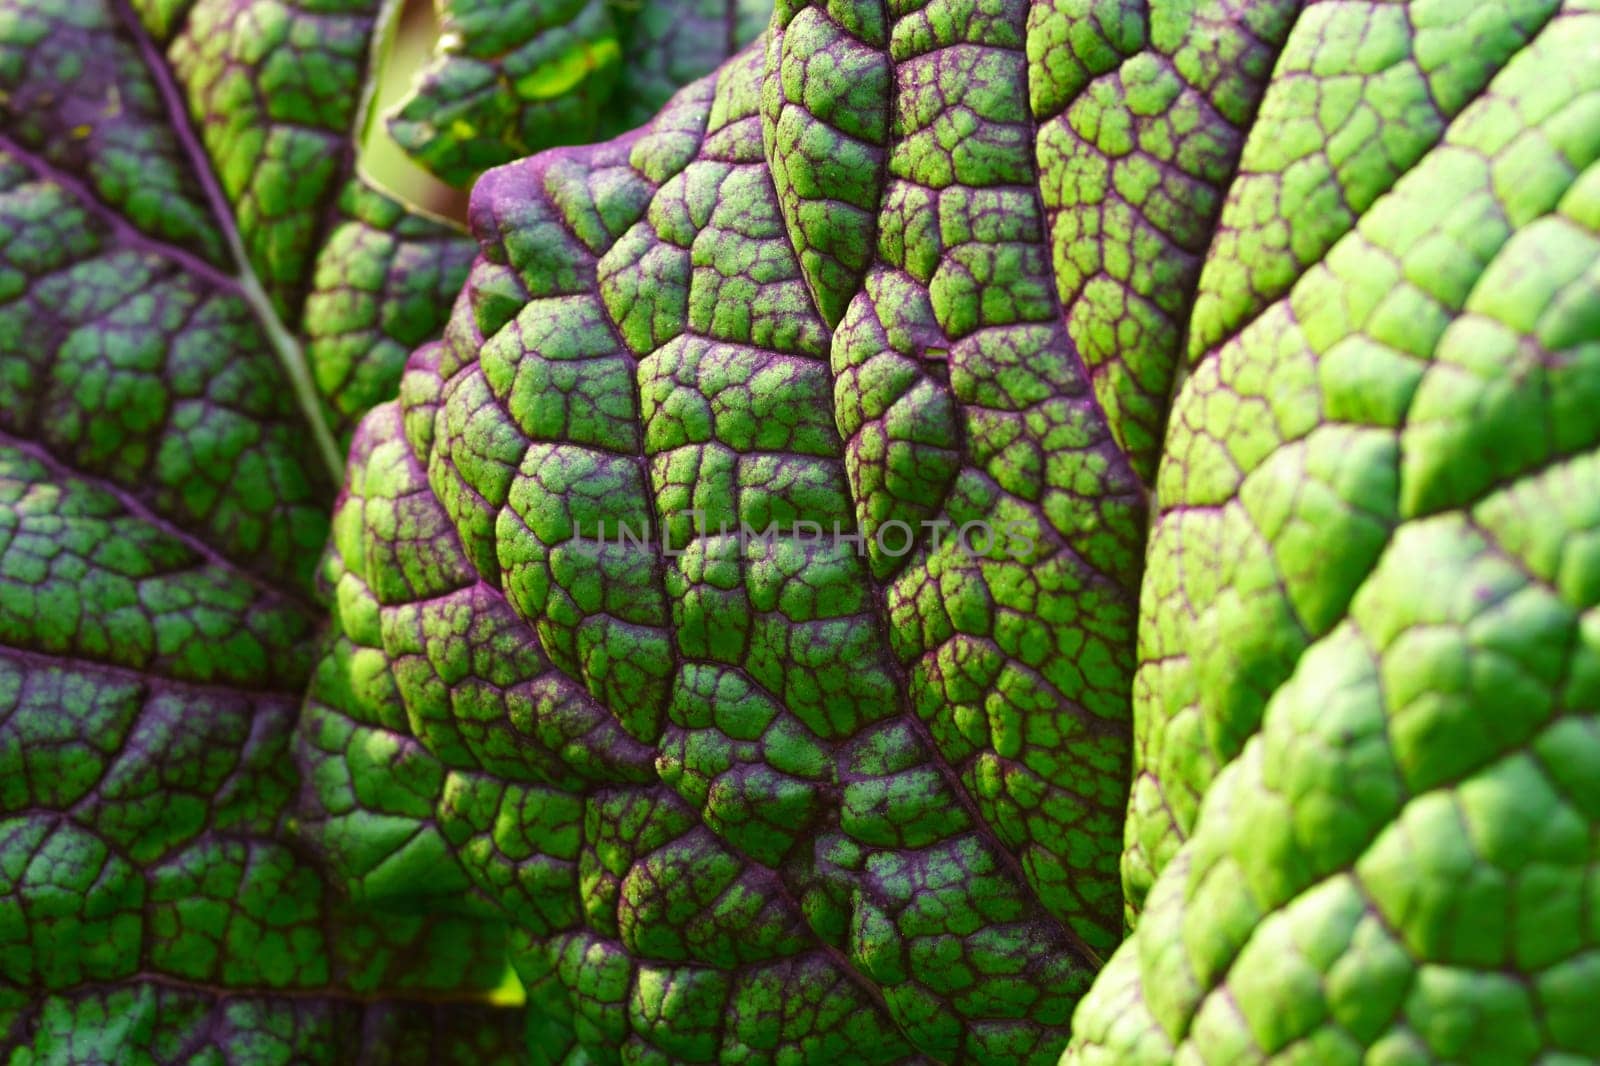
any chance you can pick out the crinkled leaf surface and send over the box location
[0,0,477,453]
[0,0,508,1053]
[3,0,1597,1061]
[388,0,772,187]
[0,0,761,1058]
[1069,3,1600,1063]
[304,0,1600,1063]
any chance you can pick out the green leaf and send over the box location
[304,1,1600,1064]
[0,0,486,1030]
[7,0,1600,1061]
[1069,4,1600,1062]
[386,0,771,186]
[0,0,476,456]
[295,0,1292,1058]
[0,0,762,1054]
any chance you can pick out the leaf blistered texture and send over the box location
[296,1,1348,1061]
[0,0,529,1037]
[0,0,760,1055]
[1070,3,1600,1064]
[0,0,473,453]
[2,0,1597,1059]
[0,0,737,452]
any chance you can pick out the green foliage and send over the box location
[388,0,771,185]
[3,0,1599,1063]
[0,0,756,1056]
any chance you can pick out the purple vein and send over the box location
[0,428,317,612]
[0,643,307,701]
[0,133,238,293]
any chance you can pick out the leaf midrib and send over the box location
[108,0,346,484]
